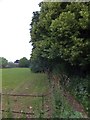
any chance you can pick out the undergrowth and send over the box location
[51,82,83,118]
[65,75,89,116]
[51,64,89,117]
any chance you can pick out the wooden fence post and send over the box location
[41,95,44,116]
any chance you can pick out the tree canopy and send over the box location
[0,57,8,68]
[19,57,30,68]
[30,2,90,74]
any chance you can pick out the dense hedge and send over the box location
[30,2,90,74]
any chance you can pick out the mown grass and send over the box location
[2,68,50,118]
[2,68,49,93]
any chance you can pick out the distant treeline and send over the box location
[0,57,30,68]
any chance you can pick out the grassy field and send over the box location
[1,68,50,118]
[2,68,49,93]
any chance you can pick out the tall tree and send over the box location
[0,57,8,68]
[19,57,30,68]
[30,2,90,73]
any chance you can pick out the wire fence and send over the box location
[1,91,52,118]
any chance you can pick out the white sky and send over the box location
[0,0,42,62]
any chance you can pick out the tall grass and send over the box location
[6,95,13,118]
[51,80,83,118]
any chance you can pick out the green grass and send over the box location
[2,68,49,93]
[2,68,50,118]
[1,68,88,118]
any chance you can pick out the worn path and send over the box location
[61,87,88,118]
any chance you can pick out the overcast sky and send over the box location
[0,0,42,62]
